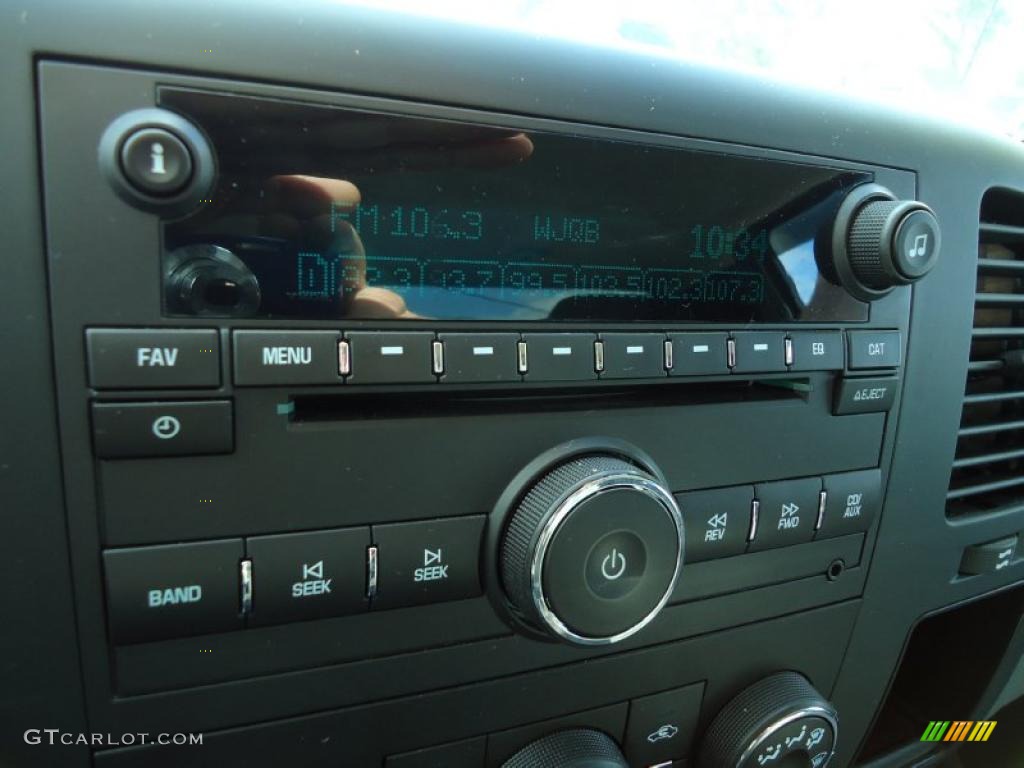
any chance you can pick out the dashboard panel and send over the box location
[4,3,1024,768]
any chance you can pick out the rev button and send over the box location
[246,528,369,625]
[371,516,485,609]
[675,485,753,562]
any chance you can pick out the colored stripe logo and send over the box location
[921,720,996,742]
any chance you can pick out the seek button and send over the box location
[372,516,485,609]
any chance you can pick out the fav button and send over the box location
[246,528,370,625]
[86,328,221,389]
[750,477,821,551]
[675,485,753,562]
[371,516,486,609]
[233,329,342,385]
[103,539,243,644]
[91,400,233,458]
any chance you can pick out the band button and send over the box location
[103,539,243,644]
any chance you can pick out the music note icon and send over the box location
[907,233,929,259]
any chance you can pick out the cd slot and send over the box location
[290,379,806,423]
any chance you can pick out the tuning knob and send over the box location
[832,184,940,300]
[698,672,838,768]
[499,453,683,646]
[502,728,628,768]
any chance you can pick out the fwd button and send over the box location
[372,516,485,609]
[103,539,243,644]
[246,528,369,625]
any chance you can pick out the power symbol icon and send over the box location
[600,548,627,581]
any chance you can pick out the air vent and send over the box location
[947,189,1024,518]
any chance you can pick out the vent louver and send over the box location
[947,189,1024,517]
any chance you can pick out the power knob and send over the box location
[831,183,941,300]
[498,452,683,646]
[698,672,838,768]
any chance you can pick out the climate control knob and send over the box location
[699,672,838,768]
[499,453,683,646]
[502,729,628,768]
[832,183,940,300]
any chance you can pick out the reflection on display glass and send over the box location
[161,89,871,323]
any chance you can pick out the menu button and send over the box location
[233,330,342,385]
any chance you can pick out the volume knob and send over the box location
[832,184,941,300]
[499,453,683,646]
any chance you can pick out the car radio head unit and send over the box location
[159,89,875,323]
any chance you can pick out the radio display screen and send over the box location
[161,89,871,323]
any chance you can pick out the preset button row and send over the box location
[676,469,882,564]
[103,515,485,644]
[83,327,901,388]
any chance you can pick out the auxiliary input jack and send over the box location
[826,559,846,581]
